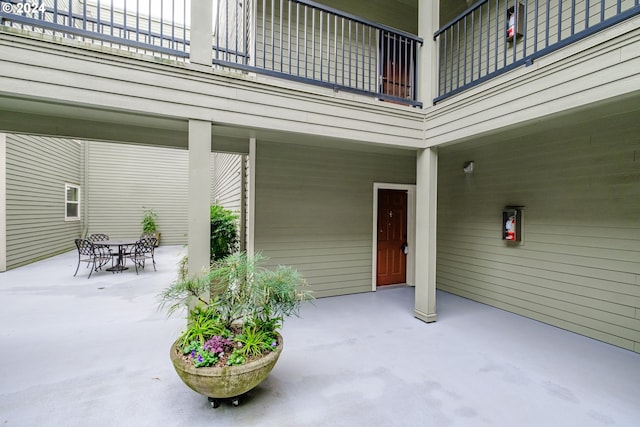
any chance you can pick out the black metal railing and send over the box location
[0,0,190,60]
[434,0,640,102]
[213,0,424,107]
[0,0,423,106]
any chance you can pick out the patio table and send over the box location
[93,239,138,272]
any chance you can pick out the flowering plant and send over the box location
[160,252,312,368]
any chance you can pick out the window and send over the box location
[65,183,80,221]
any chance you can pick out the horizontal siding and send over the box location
[212,152,243,213]
[438,0,637,95]
[5,134,82,269]
[255,140,415,297]
[436,111,640,352]
[86,141,222,246]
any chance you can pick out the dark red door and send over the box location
[376,189,407,286]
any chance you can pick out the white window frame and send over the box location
[65,183,81,221]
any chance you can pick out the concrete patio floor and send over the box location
[1,246,639,427]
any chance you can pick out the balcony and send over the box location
[0,0,423,107]
[435,0,640,102]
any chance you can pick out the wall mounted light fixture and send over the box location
[463,161,474,174]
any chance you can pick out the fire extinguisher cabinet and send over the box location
[503,207,523,242]
[506,2,524,42]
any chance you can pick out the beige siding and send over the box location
[436,115,640,352]
[5,134,82,269]
[212,152,243,213]
[85,141,191,245]
[255,140,416,297]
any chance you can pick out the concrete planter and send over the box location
[170,333,283,402]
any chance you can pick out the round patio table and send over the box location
[93,239,139,272]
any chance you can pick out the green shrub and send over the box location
[210,204,239,262]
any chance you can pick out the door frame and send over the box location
[371,182,416,291]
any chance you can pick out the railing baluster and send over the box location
[319,11,323,81]
[463,16,468,85]
[368,26,372,92]
[311,8,315,78]
[545,0,550,48]
[494,0,499,72]
[303,5,307,78]
[288,1,291,75]
[570,0,575,36]
[333,15,338,84]
[533,0,539,53]
[341,17,345,87]
[262,0,266,68]
[327,13,331,83]
[512,0,517,63]
[279,0,283,72]
[558,0,563,43]
[296,3,300,75]
[348,20,352,89]
[585,0,590,28]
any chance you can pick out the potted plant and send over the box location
[141,207,160,245]
[160,252,312,408]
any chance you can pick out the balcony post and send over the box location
[414,147,438,323]
[187,120,212,278]
[418,0,440,107]
[190,0,213,68]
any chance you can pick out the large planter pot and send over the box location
[170,333,283,403]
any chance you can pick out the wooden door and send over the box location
[380,34,413,101]
[376,189,407,286]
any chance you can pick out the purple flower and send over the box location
[197,355,203,362]
[271,341,277,347]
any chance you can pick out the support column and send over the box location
[0,133,6,272]
[414,147,438,323]
[188,120,212,277]
[418,0,440,107]
[190,0,213,68]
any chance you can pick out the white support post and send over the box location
[418,0,440,107]
[190,0,213,69]
[0,133,6,272]
[414,147,438,323]
[188,120,212,277]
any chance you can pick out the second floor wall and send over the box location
[0,0,639,151]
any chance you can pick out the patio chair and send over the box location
[73,238,111,278]
[86,233,113,260]
[124,236,157,274]
[86,233,109,242]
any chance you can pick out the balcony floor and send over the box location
[0,247,639,426]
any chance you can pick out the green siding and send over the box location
[85,141,190,245]
[212,152,243,213]
[5,134,82,269]
[255,141,416,297]
[436,114,640,352]
[87,142,234,246]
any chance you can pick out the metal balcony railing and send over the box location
[213,0,424,107]
[0,0,422,106]
[0,0,191,60]
[434,0,640,102]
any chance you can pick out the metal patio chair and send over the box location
[124,236,157,274]
[73,238,111,278]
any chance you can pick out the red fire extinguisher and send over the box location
[507,12,515,39]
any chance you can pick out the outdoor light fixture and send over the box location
[463,161,474,174]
